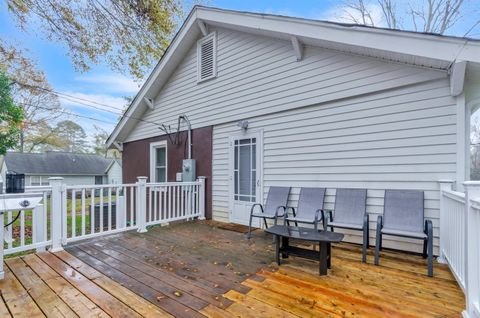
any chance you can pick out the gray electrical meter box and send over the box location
[182,159,196,182]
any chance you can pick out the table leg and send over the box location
[281,236,289,259]
[327,242,332,269]
[275,235,280,265]
[319,241,328,275]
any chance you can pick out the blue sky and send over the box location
[1,0,479,140]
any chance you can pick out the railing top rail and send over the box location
[65,183,137,190]
[442,189,466,203]
[469,197,480,211]
[0,192,46,200]
[147,181,201,186]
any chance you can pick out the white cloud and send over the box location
[74,74,141,95]
[322,2,385,27]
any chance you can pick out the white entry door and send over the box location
[229,131,263,226]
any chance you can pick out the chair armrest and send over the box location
[274,206,286,226]
[250,203,264,215]
[321,209,333,230]
[424,219,433,236]
[314,209,323,230]
[363,213,369,229]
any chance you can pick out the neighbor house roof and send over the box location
[3,152,111,175]
[107,5,480,147]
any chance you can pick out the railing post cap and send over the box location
[137,176,148,182]
[438,179,454,184]
[198,176,206,180]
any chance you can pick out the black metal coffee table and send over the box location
[265,225,344,275]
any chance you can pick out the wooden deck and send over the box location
[0,221,464,317]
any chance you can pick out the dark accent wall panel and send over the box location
[122,126,213,219]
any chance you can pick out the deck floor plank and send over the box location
[53,251,173,318]
[5,257,78,318]
[66,246,205,318]
[75,243,210,311]
[22,254,110,318]
[0,293,12,318]
[84,241,232,309]
[0,221,466,318]
[0,268,44,317]
[109,234,252,294]
[96,238,236,294]
[37,252,142,318]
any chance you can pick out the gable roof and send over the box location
[105,159,122,174]
[3,152,111,175]
[107,5,480,147]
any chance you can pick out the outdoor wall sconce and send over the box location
[237,120,249,130]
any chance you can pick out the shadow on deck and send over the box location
[0,221,464,317]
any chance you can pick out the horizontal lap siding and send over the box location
[126,27,446,142]
[212,79,456,254]
[124,26,456,254]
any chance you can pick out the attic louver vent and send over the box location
[197,32,217,82]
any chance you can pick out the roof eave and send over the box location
[107,6,480,146]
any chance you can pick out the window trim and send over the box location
[30,176,48,186]
[197,32,217,83]
[150,140,168,183]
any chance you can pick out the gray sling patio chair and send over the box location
[374,190,433,277]
[247,186,291,239]
[284,187,326,230]
[323,188,369,262]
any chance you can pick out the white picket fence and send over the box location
[439,181,480,318]
[0,176,206,279]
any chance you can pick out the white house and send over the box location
[105,159,122,184]
[107,6,480,255]
[0,151,113,186]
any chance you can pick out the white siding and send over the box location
[124,26,456,253]
[107,162,123,184]
[212,79,456,254]
[126,27,446,142]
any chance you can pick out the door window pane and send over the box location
[234,138,256,202]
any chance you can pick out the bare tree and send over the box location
[339,0,479,36]
[0,40,63,152]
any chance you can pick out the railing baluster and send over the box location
[7,211,12,249]
[91,188,95,234]
[108,187,112,231]
[154,188,158,222]
[71,190,76,239]
[130,186,134,225]
[43,191,48,241]
[81,189,86,236]
[20,210,25,247]
[99,188,104,232]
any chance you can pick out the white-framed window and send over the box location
[197,32,217,83]
[30,176,49,186]
[150,141,168,182]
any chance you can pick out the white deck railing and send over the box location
[0,176,206,280]
[146,181,204,226]
[439,181,480,318]
[439,188,466,290]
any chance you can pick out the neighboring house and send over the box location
[0,152,112,186]
[107,6,480,254]
[106,159,122,184]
